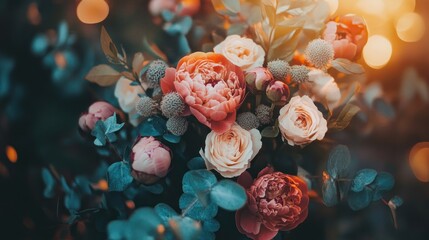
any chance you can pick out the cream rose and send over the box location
[214,35,265,71]
[200,123,262,178]
[278,95,328,146]
[114,77,144,126]
[300,70,341,110]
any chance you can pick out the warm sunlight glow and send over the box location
[325,0,338,16]
[363,35,392,69]
[77,0,109,24]
[396,12,425,42]
[356,0,385,15]
[6,145,18,163]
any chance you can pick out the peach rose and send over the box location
[278,95,327,146]
[114,77,144,126]
[214,35,265,71]
[323,15,368,60]
[300,69,341,110]
[161,52,246,133]
[200,123,262,178]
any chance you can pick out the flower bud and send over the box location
[266,81,290,104]
[131,137,172,185]
[245,67,273,92]
[79,101,116,132]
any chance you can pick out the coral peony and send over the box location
[200,123,262,178]
[131,136,172,185]
[236,167,309,240]
[323,15,368,60]
[79,101,117,132]
[161,52,246,133]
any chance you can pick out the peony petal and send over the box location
[160,68,176,93]
[237,171,253,189]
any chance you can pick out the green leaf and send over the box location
[351,169,378,192]
[107,162,133,192]
[261,126,279,138]
[326,145,351,179]
[331,58,365,75]
[210,180,247,211]
[182,170,217,194]
[85,64,121,87]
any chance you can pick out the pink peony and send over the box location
[236,167,309,240]
[161,52,246,134]
[245,67,273,92]
[323,15,368,60]
[266,81,290,105]
[131,137,172,185]
[79,101,117,132]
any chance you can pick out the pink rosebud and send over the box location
[79,101,116,132]
[245,67,273,92]
[266,81,290,104]
[131,137,172,185]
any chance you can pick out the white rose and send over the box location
[200,123,262,178]
[214,35,265,71]
[278,95,328,146]
[300,69,341,110]
[114,77,144,126]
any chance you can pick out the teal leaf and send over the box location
[179,193,218,220]
[140,116,167,137]
[154,203,179,225]
[161,10,175,22]
[107,162,133,192]
[351,169,378,192]
[130,81,140,86]
[327,145,351,179]
[348,189,373,210]
[92,121,107,146]
[187,157,206,170]
[210,180,247,211]
[370,172,395,201]
[163,133,181,143]
[41,168,56,198]
[64,190,81,212]
[126,208,163,239]
[322,179,338,207]
[202,219,220,232]
[73,176,92,195]
[142,183,164,194]
[105,113,125,134]
[170,216,202,240]
[107,220,128,240]
[182,170,217,194]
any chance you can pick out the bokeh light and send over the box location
[409,142,429,182]
[6,145,18,163]
[356,0,385,16]
[396,12,425,42]
[363,35,392,69]
[76,0,109,24]
[325,0,338,16]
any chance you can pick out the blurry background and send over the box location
[1,0,429,239]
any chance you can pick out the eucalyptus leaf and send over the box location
[348,189,372,211]
[389,196,403,209]
[170,216,202,240]
[154,203,179,225]
[187,157,206,170]
[261,126,279,138]
[179,193,218,220]
[107,162,133,192]
[322,179,338,207]
[351,169,378,192]
[107,220,128,240]
[332,58,365,75]
[328,104,360,131]
[64,190,81,212]
[182,170,217,194]
[202,219,220,233]
[163,133,181,143]
[41,168,56,198]
[210,180,247,211]
[326,145,351,179]
[101,26,120,63]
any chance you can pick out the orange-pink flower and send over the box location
[161,52,246,133]
[323,15,368,60]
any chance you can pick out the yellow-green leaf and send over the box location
[101,26,119,63]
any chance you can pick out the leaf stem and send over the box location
[181,197,199,217]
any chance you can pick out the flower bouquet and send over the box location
[41,0,403,239]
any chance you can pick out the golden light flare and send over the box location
[324,0,339,16]
[409,142,429,182]
[77,0,109,24]
[363,35,392,69]
[356,0,385,15]
[6,145,18,163]
[396,12,425,42]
